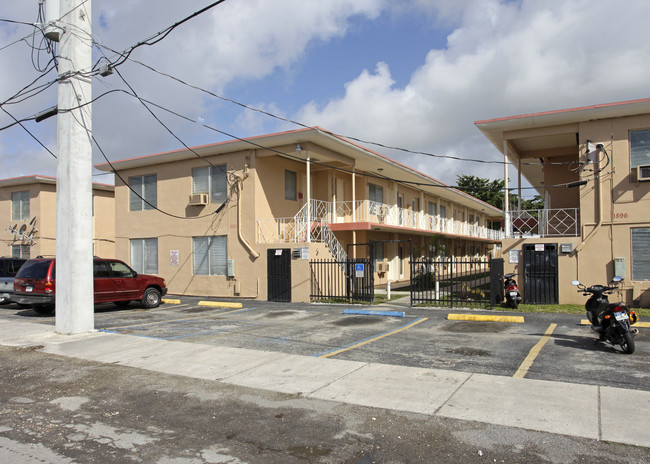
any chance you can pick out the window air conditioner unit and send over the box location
[189,193,209,206]
[637,165,650,182]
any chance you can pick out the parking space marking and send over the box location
[314,317,429,358]
[162,298,182,304]
[513,323,557,379]
[100,307,256,331]
[448,313,525,323]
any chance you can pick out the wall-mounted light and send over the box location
[296,144,302,156]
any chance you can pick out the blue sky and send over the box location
[2,0,650,197]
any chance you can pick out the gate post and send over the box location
[490,258,504,309]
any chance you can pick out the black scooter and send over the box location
[571,276,639,354]
[503,273,522,309]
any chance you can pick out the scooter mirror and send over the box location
[571,280,581,286]
[612,276,622,282]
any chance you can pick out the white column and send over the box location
[504,141,511,237]
[56,0,94,334]
[306,150,311,242]
[352,168,356,221]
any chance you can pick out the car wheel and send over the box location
[115,301,131,307]
[0,297,8,305]
[141,288,161,309]
[33,304,54,315]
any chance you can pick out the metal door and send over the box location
[523,244,558,304]
[268,249,291,302]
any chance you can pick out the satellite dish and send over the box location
[8,224,17,234]
[27,228,36,239]
[29,216,37,226]
[19,224,27,234]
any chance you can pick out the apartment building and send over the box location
[96,128,502,303]
[0,175,115,258]
[476,98,650,306]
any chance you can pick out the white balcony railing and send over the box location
[506,208,579,238]
[258,199,505,245]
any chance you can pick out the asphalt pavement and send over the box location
[1,307,649,451]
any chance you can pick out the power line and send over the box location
[105,51,575,169]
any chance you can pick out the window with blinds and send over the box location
[285,170,297,201]
[11,190,30,221]
[631,129,650,169]
[130,238,158,274]
[193,236,227,275]
[631,228,650,281]
[193,165,227,204]
[129,174,157,211]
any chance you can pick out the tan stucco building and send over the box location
[0,175,115,258]
[476,98,650,307]
[96,128,502,303]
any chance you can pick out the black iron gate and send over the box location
[268,248,291,302]
[523,243,558,304]
[410,258,493,308]
[310,258,374,303]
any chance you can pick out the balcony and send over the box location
[506,208,579,238]
[257,199,504,244]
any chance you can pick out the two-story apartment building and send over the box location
[0,175,115,258]
[96,128,502,303]
[476,98,650,307]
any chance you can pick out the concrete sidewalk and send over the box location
[1,320,648,449]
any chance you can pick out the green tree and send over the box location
[456,175,545,211]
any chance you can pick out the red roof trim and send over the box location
[474,97,650,125]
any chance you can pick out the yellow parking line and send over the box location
[198,301,243,308]
[448,313,525,323]
[513,323,557,379]
[581,319,649,328]
[162,298,181,304]
[319,317,429,358]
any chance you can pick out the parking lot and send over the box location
[1,297,648,391]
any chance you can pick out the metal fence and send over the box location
[410,258,493,308]
[310,258,374,304]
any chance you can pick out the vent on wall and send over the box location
[189,193,209,205]
[637,165,650,182]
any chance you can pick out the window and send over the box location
[130,238,158,274]
[631,228,650,280]
[372,242,384,267]
[12,191,30,221]
[369,183,383,215]
[12,245,30,259]
[193,236,227,275]
[439,205,447,219]
[284,170,297,201]
[109,261,137,278]
[129,174,157,211]
[631,129,650,169]
[428,201,436,216]
[193,165,227,204]
[94,260,110,278]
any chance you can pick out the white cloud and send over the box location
[295,0,650,187]
[1,0,650,192]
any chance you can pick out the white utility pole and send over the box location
[52,0,95,334]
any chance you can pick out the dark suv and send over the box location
[0,257,27,304]
[13,257,167,314]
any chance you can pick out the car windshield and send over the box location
[15,260,52,279]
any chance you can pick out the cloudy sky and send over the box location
[1,0,649,197]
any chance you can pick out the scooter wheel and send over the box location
[621,332,635,354]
